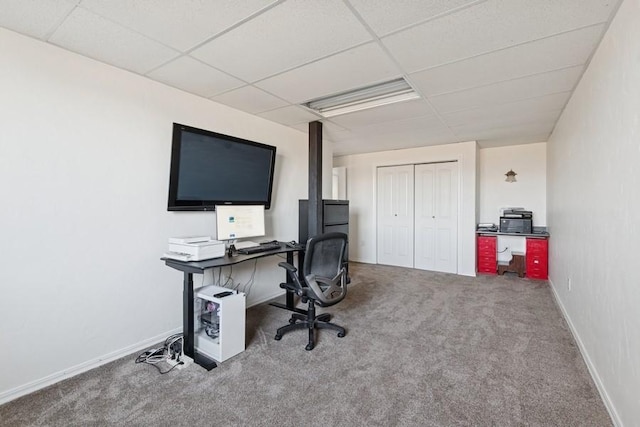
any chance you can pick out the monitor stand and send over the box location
[226,243,236,257]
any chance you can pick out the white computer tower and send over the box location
[194,285,246,363]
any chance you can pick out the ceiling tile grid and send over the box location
[146,56,244,98]
[190,0,373,83]
[254,42,402,104]
[0,0,624,154]
[442,93,571,128]
[428,65,585,115]
[450,108,564,136]
[48,7,180,74]
[407,24,606,97]
[78,0,279,51]
[381,0,618,73]
[257,105,322,126]
[347,0,484,36]
[0,0,78,39]
[210,85,289,114]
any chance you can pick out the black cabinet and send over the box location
[299,199,349,243]
[299,199,349,272]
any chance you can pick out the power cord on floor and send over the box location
[135,334,184,374]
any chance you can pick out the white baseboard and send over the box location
[0,327,181,406]
[547,279,622,427]
[1,288,290,406]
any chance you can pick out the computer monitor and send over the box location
[215,205,266,241]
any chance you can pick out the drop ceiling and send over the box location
[0,0,622,156]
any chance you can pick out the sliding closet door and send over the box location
[376,165,414,267]
[414,162,458,273]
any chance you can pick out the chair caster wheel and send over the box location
[274,334,282,341]
[305,344,314,351]
[337,332,345,338]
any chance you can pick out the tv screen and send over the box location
[167,123,276,211]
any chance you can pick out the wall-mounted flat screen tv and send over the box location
[167,123,276,211]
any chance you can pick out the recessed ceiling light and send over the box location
[303,78,420,118]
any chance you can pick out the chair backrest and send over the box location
[303,232,348,305]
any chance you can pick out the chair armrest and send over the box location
[278,261,305,297]
[278,261,297,274]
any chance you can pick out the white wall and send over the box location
[478,143,547,225]
[546,0,640,424]
[334,141,477,276]
[0,28,328,402]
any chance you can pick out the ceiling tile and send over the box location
[146,56,243,98]
[0,0,623,154]
[337,115,453,145]
[191,0,372,82]
[383,0,617,72]
[441,92,570,127]
[479,134,550,148]
[453,119,556,140]
[0,0,78,39]
[450,109,562,134]
[211,85,289,114]
[348,0,480,36]
[49,7,179,74]
[409,25,605,96]
[328,99,435,129]
[429,66,584,114]
[255,43,401,104]
[258,105,321,126]
[333,127,455,156]
[79,0,277,51]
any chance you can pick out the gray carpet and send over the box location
[0,263,611,426]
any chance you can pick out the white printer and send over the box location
[165,236,226,261]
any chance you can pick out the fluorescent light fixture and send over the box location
[304,78,420,118]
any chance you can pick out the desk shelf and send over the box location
[476,234,549,280]
[194,285,245,363]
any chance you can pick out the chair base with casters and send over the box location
[274,232,349,351]
[274,292,346,351]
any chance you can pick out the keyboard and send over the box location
[237,242,282,254]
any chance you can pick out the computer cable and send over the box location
[223,265,234,287]
[135,334,184,374]
[242,259,259,296]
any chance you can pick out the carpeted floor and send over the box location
[0,263,611,426]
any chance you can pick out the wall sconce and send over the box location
[505,169,517,183]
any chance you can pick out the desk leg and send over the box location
[183,272,217,371]
[269,251,307,315]
[285,251,295,309]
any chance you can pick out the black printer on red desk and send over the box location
[499,209,532,234]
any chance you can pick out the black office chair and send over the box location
[275,232,348,350]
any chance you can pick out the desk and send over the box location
[163,242,303,370]
[476,231,549,279]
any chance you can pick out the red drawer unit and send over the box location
[526,238,548,280]
[477,235,497,274]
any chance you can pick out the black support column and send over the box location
[308,121,323,238]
